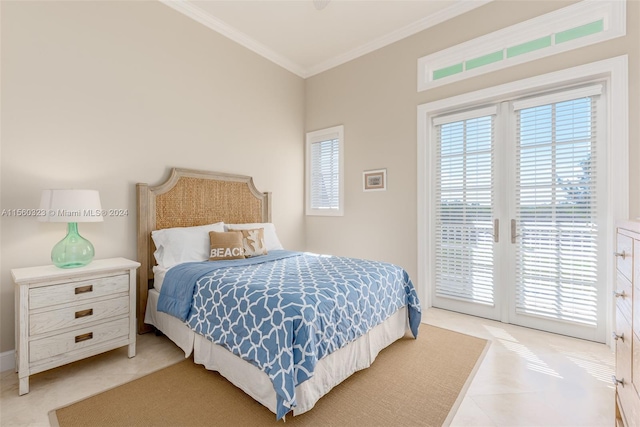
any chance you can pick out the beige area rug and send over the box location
[50,325,489,427]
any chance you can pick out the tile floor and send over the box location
[0,308,615,426]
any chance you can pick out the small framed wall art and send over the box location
[363,168,387,192]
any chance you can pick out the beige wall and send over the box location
[1,0,638,357]
[304,0,640,292]
[0,1,305,353]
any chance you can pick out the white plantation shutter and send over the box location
[310,139,340,209]
[306,125,344,216]
[513,85,601,326]
[434,107,496,305]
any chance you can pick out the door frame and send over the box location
[417,56,628,345]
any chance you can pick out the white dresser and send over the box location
[614,221,640,426]
[12,257,140,395]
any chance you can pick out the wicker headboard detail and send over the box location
[136,168,271,333]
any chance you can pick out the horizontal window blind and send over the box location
[434,112,495,305]
[514,89,599,326]
[310,137,340,211]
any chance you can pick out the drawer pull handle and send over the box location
[613,290,627,299]
[612,332,624,342]
[75,309,93,319]
[612,375,624,387]
[75,332,93,343]
[75,285,93,295]
[614,251,627,259]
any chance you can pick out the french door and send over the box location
[431,84,607,342]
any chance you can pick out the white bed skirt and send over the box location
[145,289,409,417]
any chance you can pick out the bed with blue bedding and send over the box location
[157,250,421,419]
[137,168,422,420]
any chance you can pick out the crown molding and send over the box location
[159,0,307,77]
[160,0,491,79]
[304,0,492,78]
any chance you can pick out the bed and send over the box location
[137,168,421,420]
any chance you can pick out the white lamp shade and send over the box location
[39,189,104,222]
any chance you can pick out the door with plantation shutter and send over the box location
[507,86,606,340]
[432,85,607,341]
[432,106,501,321]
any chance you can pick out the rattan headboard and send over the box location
[136,168,271,333]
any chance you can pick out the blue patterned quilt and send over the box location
[158,250,421,419]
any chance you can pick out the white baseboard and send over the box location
[1,350,15,372]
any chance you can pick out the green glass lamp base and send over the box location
[52,222,95,268]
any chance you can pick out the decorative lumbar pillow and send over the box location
[209,231,246,261]
[229,228,268,257]
[225,223,284,251]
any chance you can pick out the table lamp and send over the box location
[39,189,103,268]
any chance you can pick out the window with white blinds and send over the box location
[513,85,601,326]
[434,107,496,305]
[306,125,344,216]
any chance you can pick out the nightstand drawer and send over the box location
[29,274,129,309]
[29,316,130,363]
[30,295,130,336]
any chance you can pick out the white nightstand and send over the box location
[12,257,140,395]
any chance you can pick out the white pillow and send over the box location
[152,265,168,292]
[152,222,225,268]
[225,223,284,251]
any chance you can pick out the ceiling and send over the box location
[160,0,491,78]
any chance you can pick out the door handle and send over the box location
[493,219,499,243]
[511,219,520,244]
